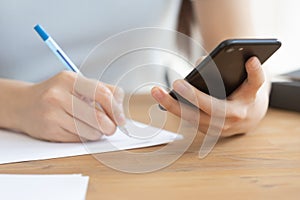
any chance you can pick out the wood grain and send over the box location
[0,94,299,200]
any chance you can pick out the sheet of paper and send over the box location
[0,120,182,164]
[0,174,89,200]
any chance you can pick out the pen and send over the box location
[34,24,131,138]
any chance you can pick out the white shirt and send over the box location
[0,0,182,91]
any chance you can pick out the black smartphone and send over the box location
[169,38,281,107]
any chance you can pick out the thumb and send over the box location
[245,57,265,94]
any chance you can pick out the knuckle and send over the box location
[251,74,265,90]
[42,87,63,106]
[102,87,113,98]
[56,71,76,84]
[237,108,248,120]
[221,123,231,133]
[163,100,175,111]
[211,98,225,113]
[228,107,248,121]
[59,70,75,79]
[163,103,172,110]
[101,89,114,104]
[163,104,173,112]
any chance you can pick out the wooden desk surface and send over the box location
[0,95,300,200]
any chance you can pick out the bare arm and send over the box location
[152,0,271,136]
[0,72,125,142]
[192,0,256,52]
[0,79,31,131]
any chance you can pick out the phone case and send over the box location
[169,38,281,107]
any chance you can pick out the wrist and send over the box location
[0,79,33,132]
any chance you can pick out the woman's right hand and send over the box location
[15,71,125,142]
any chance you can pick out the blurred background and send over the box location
[250,0,300,76]
[1,0,299,89]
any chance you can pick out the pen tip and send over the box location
[119,126,131,137]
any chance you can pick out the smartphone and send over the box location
[169,38,281,107]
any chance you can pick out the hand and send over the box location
[15,71,125,142]
[151,57,269,137]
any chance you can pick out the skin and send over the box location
[0,0,270,141]
[152,57,269,137]
[151,0,271,136]
[0,71,126,142]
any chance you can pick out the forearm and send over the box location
[0,71,126,142]
[0,78,32,130]
[192,0,256,52]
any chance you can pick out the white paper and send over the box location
[0,120,182,164]
[0,174,89,200]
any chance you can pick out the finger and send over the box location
[56,110,104,141]
[73,118,105,140]
[244,57,265,95]
[151,86,202,124]
[151,86,235,135]
[172,79,226,117]
[151,86,229,135]
[74,75,125,126]
[94,84,126,126]
[62,94,117,136]
[105,84,125,104]
[73,95,117,136]
[43,127,82,143]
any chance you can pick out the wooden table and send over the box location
[0,94,300,200]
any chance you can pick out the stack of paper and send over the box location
[0,120,181,199]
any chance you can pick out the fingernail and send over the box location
[248,57,261,70]
[152,87,164,100]
[173,80,189,94]
[116,113,126,126]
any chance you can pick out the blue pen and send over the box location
[34,24,131,138]
[34,24,82,75]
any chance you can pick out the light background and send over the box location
[250,0,300,76]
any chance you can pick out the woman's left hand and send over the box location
[151,57,269,137]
